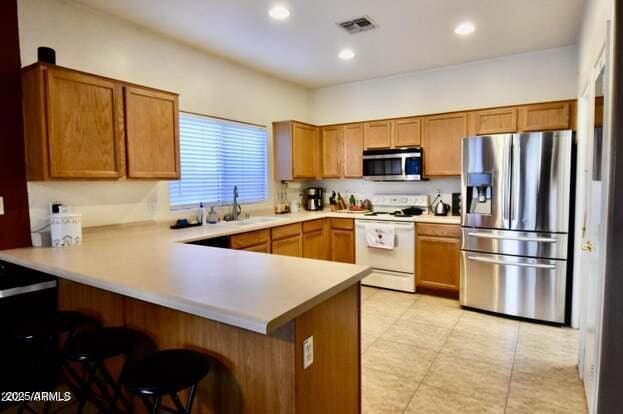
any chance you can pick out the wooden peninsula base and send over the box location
[58,279,361,414]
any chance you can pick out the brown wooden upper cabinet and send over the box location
[393,117,422,147]
[273,121,320,180]
[363,120,392,149]
[21,63,179,181]
[125,86,180,178]
[321,125,343,178]
[422,112,467,176]
[342,123,364,178]
[517,101,570,132]
[468,107,518,136]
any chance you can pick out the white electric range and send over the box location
[356,195,428,293]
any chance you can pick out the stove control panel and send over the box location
[371,194,429,208]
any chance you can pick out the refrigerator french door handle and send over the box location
[467,232,557,243]
[466,255,557,269]
[502,135,512,227]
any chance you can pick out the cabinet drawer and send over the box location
[230,229,270,249]
[416,223,461,238]
[303,219,325,233]
[330,218,354,230]
[271,223,302,240]
[242,242,271,253]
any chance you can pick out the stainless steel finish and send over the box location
[461,228,568,260]
[461,134,512,228]
[305,187,324,211]
[460,130,573,323]
[0,280,57,299]
[460,251,567,323]
[511,131,573,232]
[363,150,422,181]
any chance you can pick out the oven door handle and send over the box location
[466,255,557,269]
[0,280,57,299]
[467,232,557,243]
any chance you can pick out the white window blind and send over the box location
[169,112,268,209]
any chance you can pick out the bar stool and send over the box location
[124,349,211,414]
[3,311,101,414]
[63,326,144,414]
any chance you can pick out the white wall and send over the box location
[19,0,311,230]
[310,46,578,125]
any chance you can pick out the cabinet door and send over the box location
[517,102,570,132]
[330,229,355,264]
[242,242,271,253]
[422,113,467,176]
[416,235,460,291]
[272,235,303,257]
[125,86,180,179]
[363,120,392,149]
[46,68,124,178]
[468,107,517,136]
[303,229,327,260]
[321,126,342,178]
[343,123,364,178]
[393,117,421,147]
[292,122,318,179]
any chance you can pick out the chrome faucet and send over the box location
[232,186,241,221]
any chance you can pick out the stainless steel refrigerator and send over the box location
[460,130,573,323]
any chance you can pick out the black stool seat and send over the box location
[64,326,141,362]
[125,349,211,396]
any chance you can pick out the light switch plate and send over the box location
[303,336,314,369]
[0,196,4,215]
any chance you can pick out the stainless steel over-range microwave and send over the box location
[362,148,423,181]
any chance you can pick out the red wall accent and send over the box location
[0,0,32,249]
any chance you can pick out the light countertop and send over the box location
[0,211,459,335]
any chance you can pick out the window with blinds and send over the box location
[169,112,268,209]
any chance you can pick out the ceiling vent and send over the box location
[337,16,377,34]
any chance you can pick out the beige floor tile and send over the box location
[422,352,512,406]
[362,366,419,414]
[364,290,417,318]
[404,384,505,414]
[506,371,587,413]
[417,294,462,309]
[398,302,463,328]
[439,329,517,368]
[362,286,382,300]
[454,310,519,340]
[381,318,452,350]
[363,338,437,382]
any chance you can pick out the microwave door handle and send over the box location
[466,255,557,269]
[467,232,557,243]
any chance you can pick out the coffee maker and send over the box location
[304,187,324,211]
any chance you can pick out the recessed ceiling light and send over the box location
[454,21,475,36]
[338,49,355,60]
[268,5,290,20]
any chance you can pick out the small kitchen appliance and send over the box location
[362,148,424,181]
[304,187,324,211]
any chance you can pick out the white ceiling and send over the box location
[76,0,585,88]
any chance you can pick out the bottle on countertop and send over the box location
[197,202,205,225]
[207,206,218,224]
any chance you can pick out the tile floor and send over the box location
[361,286,588,414]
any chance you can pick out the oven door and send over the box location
[460,251,567,323]
[355,220,415,273]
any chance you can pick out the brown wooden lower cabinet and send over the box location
[272,235,303,257]
[302,221,328,260]
[242,241,271,253]
[415,223,461,296]
[329,219,355,264]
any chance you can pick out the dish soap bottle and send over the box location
[207,206,218,224]
[197,202,205,225]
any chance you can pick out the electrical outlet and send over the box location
[303,336,314,369]
[0,196,4,215]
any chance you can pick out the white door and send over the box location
[578,46,612,414]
